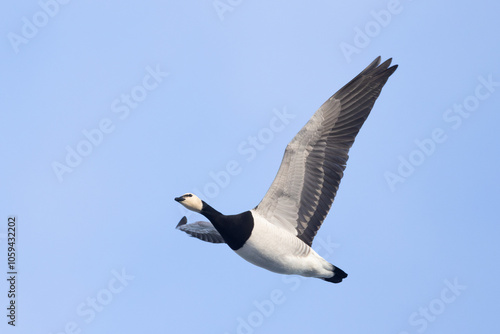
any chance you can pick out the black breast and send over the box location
[212,211,254,251]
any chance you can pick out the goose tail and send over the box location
[321,265,348,284]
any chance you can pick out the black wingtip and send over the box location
[176,216,187,229]
[371,59,398,82]
[361,56,382,75]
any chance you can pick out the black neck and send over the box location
[200,201,223,222]
[199,201,254,251]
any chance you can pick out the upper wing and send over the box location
[176,216,225,244]
[254,57,397,246]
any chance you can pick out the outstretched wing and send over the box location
[176,216,225,244]
[254,57,397,246]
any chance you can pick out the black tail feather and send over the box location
[322,266,348,284]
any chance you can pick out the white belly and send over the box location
[235,210,333,278]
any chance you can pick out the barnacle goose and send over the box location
[175,57,397,283]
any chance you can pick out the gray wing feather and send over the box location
[254,57,397,246]
[176,216,225,244]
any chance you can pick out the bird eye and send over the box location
[185,194,193,197]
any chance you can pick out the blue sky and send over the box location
[1,1,499,333]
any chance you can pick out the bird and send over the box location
[175,57,397,283]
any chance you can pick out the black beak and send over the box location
[174,196,184,202]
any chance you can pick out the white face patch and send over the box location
[176,193,203,213]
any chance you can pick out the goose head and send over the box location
[175,193,203,213]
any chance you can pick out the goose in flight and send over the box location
[175,57,397,283]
